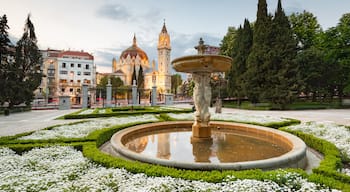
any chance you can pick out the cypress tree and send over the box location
[131,64,137,85]
[137,65,144,104]
[246,0,273,103]
[268,0,298,109]
[228,19,253,105]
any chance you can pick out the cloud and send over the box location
[96,4,131,21]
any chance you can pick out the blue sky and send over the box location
[1,0,350,73]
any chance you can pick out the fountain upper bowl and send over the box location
[171,55,232,73]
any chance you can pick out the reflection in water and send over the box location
[157,133,171,159]
[124,129,290,163]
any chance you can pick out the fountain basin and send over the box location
[172,55,232,73]
[111,121,307,170]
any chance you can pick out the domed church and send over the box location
[112,22,171,94]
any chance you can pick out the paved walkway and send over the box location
[0,106,349,137]
[0,109,80,136]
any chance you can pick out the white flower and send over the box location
[18,114,159,140]
[0,146,339,192]
[167,112,290,124]
[287,122,350,159]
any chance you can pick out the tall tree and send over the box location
[219,27,237,57]
[246,0,273,103]
[267,0,299,109]
[97,76,124,98]
[7,15,43,108]
[289,11,322,50]
[131,64,137,85]
[137,65,144,104]
[171,74,182,95]
[0,14,12,105]
[225,19,253,105]
[322,13,350,101]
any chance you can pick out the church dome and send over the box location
[120,35,148,61]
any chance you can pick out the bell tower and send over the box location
[157,21,171,92]
[158,21,171,74]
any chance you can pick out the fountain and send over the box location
[110,38,307,170]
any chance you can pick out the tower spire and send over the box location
[133,33,137,46]
[161,19,167,33]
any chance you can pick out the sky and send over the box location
[1,0,350,73]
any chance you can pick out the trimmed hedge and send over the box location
[1,112,350,191]
[280,127,350,185]
[161,113,301,128]
[63,108,192,119]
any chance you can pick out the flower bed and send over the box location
[287,122,350,160]
[166,112,299,128]
[0,146,340,192]
[18,114,159,140]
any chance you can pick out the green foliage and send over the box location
[219,26,237,57]
[63,107,192,119]
[171,74,182,94]
[280,127,350,185]
[289,11,322,49]
[224,19,253,105]
[246,0,273,104]
[263,0,299,109]
[4,15,43,108]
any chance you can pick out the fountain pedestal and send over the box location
[172,38,232,141]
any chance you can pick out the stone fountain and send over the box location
[171,38,232,141]
[109,38,307,170]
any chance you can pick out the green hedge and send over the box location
[161,113,300,128]
[280,127,350,185]
[63,108,192,119]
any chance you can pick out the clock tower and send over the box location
[157,21,172,93]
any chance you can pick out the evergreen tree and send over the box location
[137,65,144,104]
[131,64,137,85]
[0,14,12,105]
[246,0,273,103]
[267,0,299,109]
[7,15,43,108]
[171,74,182,94]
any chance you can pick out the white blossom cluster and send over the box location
[98,109,106,114]
[18,114,159,140]
[287,122,350,159]
[167,112,289,124]
[0,146,339,192]
[287,121,350,176]
[78,109,95,115]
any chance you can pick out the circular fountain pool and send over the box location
[111,121,307,170]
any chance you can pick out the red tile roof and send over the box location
[58,51,94,60]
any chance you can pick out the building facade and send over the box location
[40,49,96,105]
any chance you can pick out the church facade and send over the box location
[111,22,172,94]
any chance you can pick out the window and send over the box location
[77,80,81,83]
[78,64,81,68]
[70,88,73,93]
[70,80,74,83]
[62,63,66,68]
[61,88,65,92]
[86,80,91,84]
[85,64,89,70]
[71,63,74,68]
[60,71,68,75]
[59,79,67,83]
[77,88,81,93]
[83,72,91,76]
[77,71,81,76]
[70,71,74,76]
